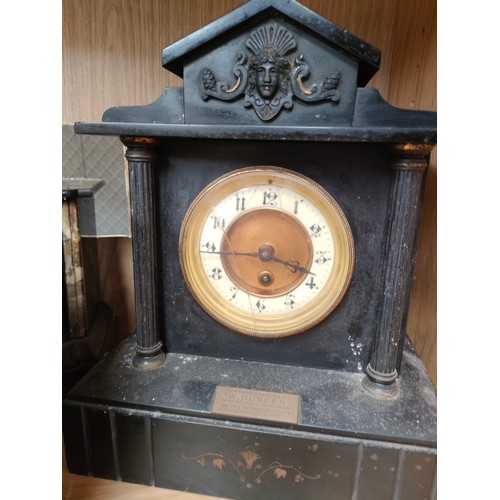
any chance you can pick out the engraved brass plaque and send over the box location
[212,386,300,424]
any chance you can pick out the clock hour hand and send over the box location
[270,256,316,276]
[256,245,315,275]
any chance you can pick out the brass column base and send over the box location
[133,341,166,370]
[362,364,399,399]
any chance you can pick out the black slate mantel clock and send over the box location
[63,1,437,499]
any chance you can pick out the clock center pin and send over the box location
[258,244,275,262]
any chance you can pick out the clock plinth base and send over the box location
[63,335,436,500]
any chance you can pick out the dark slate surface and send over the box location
[64,401,436,499]
[78,89,436,143]
[155,140,392,372]
[67,334,437,448]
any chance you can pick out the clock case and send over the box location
[64,1,437,499]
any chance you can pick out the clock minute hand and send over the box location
[200,250,259,257]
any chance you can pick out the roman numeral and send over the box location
[235,194,246,211]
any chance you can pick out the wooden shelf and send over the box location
[63,449,223,500]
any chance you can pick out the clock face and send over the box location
[179,166,354,338]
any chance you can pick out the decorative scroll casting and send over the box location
[183,445,321,490]
[200,23,342,121]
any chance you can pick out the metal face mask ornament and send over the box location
[201,23,342,121]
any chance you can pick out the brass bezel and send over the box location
[178,166,355,338]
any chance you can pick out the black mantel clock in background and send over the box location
[63,1,437,499]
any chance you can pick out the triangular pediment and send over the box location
[159,0,382,125]
[162,0,380,87]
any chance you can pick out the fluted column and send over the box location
[363,144,433,396]
[121,136,165,370]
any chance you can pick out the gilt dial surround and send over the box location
[179,166,354,338]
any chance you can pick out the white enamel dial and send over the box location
[199,184,334,315]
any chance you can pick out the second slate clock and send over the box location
[179,166,354,337]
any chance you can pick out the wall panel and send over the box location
[385,0,437,385]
